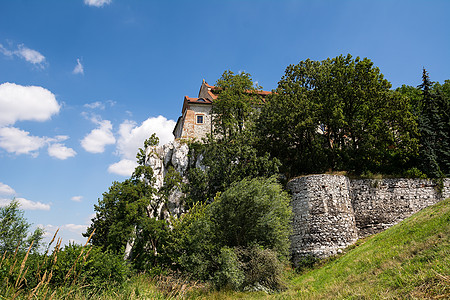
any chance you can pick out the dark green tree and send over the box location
[416,69,450,177]
[257,54,418,177]
[84,134,170,269]
[212,70,262,138]
[184,133,280,206]
[209,176,292,258]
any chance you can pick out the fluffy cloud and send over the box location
[16,45,46,66]
[84,0,112,7]
[70,196,83,202]
[0,197,50,210]
[0,83,60,126]
[107,159,137,176]
[48,143,77,160]
[107,116,175,176]
[0,127,75,159]
[73,58,84,75]
[117,116,175,160]
[0,43,47,68]
[81,119,116,153]
[0,182,15,195]
[0,127,47,156]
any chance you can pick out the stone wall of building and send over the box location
[191,104,212,140]
[287,175,450,263]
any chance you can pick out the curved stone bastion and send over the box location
[287,174,450,265]
[286,175,359,264]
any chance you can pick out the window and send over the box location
[196,115,204,124]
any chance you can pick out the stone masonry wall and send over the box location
[287,175,450,263]
[287,175,359,264]
[351,178,450,237]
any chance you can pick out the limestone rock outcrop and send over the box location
[144,140,193,218]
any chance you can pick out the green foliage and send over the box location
[184,133,280,206]
[236,246,286,292]
[84,134,171,271]
[0,241,130,298]
[212,246,245,290]
[256,54,418,178]
[212,70,262,138]
[0,199,44,254]
[213,246,286,292]
[165,202,216,280]
[209,176,292,258]
[167,176,292,291]
[415,69,450,177]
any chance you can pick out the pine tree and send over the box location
[417,68,446,177]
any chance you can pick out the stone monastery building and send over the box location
[173,80,271,140]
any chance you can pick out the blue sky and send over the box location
[0,0,449,246]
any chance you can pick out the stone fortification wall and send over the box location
[351,178,450,237]
[287,175,450,263]
[286,175,358,264]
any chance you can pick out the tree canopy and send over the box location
[211,70,262,138]
[256,54,418,177]
[0,199,44,253]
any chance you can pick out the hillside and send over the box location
[286,197,450,299]
[192,198,450,299]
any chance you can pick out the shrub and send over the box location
[212,246,245,290]
[237,245,286,292]
[209,176,292,258]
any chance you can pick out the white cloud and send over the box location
[48,143,77,160]
[16,44,46,67]
[84,0,112,7]
[84,101,104,110]
[107,116,175,176]
[83,100,116,110]
[107,159,137,176]
[0,43,47,68]
[0,44,13,57]
[71,196,83,202]
[0,127,47,156]
[81,119,116,153]
[0,197,50,210]
[73,58,84,75]
[0,83,60,126]
[117,116,175,160]
[0,182,15,195]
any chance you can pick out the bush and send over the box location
[212,247,245,290]
[237,246,286,292]
[209,176,292,258]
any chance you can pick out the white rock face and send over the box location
[144,140,197,218]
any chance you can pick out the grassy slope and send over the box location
[286,197,450,299]
[192,198,450,299]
